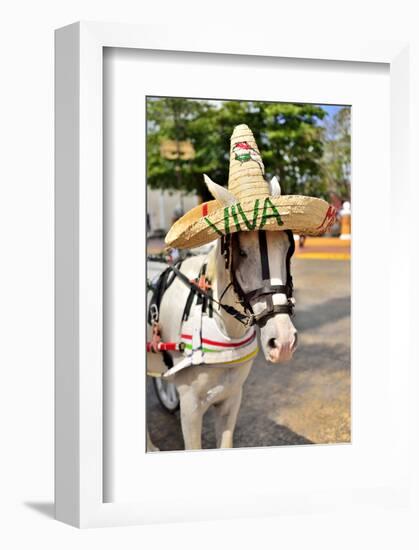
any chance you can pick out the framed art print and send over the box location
[55,22,417,528]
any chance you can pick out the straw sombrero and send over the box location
[165,124,336,249]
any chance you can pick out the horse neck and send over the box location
[207,241,248,339]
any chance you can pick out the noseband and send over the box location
[221,230,295,328]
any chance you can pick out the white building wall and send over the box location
[146,188,199,232]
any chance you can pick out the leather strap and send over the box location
[245,283,292,302]
[253,304,294,326]
[169,263,250,325]
[258,230,270,280]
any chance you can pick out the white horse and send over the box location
[147,226,298,450]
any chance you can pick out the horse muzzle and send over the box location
[260,315,298,364]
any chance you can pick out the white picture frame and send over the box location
[55,22,417,528]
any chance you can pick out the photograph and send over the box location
[146,97,351,451]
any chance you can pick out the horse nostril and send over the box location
[292,332,298,349]
[268,338,276,349]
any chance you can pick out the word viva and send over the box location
[204,198,284,235]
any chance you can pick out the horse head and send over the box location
[230,229,298,363]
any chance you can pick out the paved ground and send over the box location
[147,256,351,450]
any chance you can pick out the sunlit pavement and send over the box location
[147,256,350,451]
[294,236,350,260]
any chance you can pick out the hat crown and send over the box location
[228,124,270,201]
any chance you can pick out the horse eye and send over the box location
[239,249,247,258]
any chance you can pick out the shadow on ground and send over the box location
[24,502,55,519]
[293,295,350,332]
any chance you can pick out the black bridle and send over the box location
[221,230,295,327]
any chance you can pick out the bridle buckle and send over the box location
[150,303,159,323]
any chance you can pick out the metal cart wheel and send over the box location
[153,377,180,413]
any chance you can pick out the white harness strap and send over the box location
[190,300,204,366]
[163,305,258,377]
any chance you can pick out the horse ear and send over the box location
[269,175,282,197]
[204,174,236,205]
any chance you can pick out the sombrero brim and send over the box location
[165,195,336,249]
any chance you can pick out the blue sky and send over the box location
[315,104,348,127]
[210,99,347,123]
[320,104,346,118]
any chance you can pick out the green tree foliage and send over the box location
[257,102,327,196]
[146,98,214,199]
[147,97,332,201]
[322,107,351,201]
